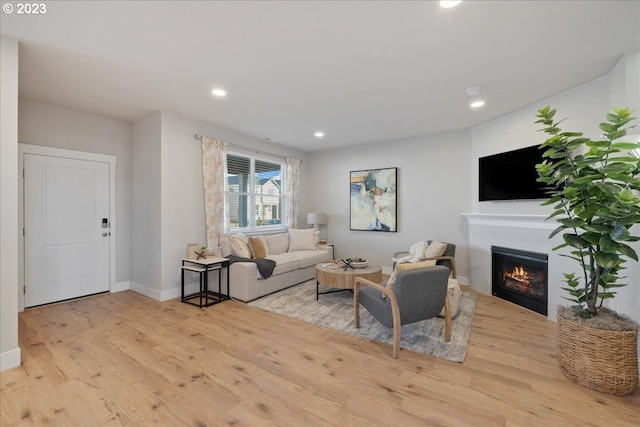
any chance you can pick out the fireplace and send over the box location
[492,246,548,316]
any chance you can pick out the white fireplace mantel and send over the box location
[463,213,554,230]
[463,213,567,321]
[463,212,640,330]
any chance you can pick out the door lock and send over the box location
[102,232,110,237]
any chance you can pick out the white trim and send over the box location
[0,347,21,371]
[462,213,555,230]
[18,144,117,311]
[129,282,177,302]
[111,281,131,293]
[129,282,200,302]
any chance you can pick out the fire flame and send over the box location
[504,265,531,285]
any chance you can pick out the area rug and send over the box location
[248,280,476,362]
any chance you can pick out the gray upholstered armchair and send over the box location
[393,240,457,278]
[354,265,451,359]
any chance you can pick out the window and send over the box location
[226,152,284,231]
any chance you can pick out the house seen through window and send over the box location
[227,153,284,231]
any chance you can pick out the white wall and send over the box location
[471,75,610,215]
[0,35,21,371]
[131,111,307,299]
[130,112,162,297]
[467,51,640,323]
[609,51,639,114]
[607,52,640,323]
[18,100,132,286]
[305,130,472,279]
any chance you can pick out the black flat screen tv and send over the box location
[479,145,548,201]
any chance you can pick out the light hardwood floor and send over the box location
[1,289,638,426]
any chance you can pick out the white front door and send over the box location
[24,153,110,307]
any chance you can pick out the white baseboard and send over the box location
[0,347,21,371]
[129,282,199,302]
[111,281,130,293]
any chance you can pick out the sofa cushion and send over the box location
[265,252,300,276]
[248,237,267,259]
[288,228,317,251]
[228,234,251,258]
[267,233,289,255]
[295,249,331,268]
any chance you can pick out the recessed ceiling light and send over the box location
[440,1,462,8]
[470,100,485,108]
[314,132,325,138]
[211,88,227,97]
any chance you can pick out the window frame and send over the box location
[225,150,286,234]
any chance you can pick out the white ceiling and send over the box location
[2,1,639,152]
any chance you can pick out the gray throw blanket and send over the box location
[226,255,277,279]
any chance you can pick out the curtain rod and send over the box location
[194,133,293,162]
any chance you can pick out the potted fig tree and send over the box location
[535,106,640,396]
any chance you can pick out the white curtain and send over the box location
[201,136,228,249]
[284,157,301,228]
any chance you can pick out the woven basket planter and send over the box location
[556,312,638,396]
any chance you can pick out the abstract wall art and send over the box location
[350,167,397,232]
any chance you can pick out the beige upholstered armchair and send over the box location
[393,240,457,278]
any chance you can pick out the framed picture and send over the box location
[350,167,397,232]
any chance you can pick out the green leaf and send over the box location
[610,223,630,241]
[599,123,618,133]
[586,139,610,148]
[609,130,628,141]
[548,225,566,239]
[599,292,617,299]
[582,232,602,245]
[599,234,617,252]
[612,142,640,150]
[558,218,585,228]
[618,243,639,261]
[565,234,591,249]
[573,174,602,184]
[594,252,620,269]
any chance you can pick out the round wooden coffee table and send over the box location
[315,263,382,300]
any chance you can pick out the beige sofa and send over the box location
[218,229,331,302]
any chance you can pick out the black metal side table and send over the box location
[181,257,230,307]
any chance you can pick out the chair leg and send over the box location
[354,286,360,329]
[389,293,401,359]
[444,293,452,342]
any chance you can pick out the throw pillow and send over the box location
[248,237,266,259]
[258,236,270,256]
[424,240,448,258]
[439,277,462,318]
[267,233,289,255]
[408,240,429,260]
[288,228,316,251]
[386,259,437,290]
[228,234,251,258]
[220,237,232,257]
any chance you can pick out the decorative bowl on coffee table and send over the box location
[342,258,369,268]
